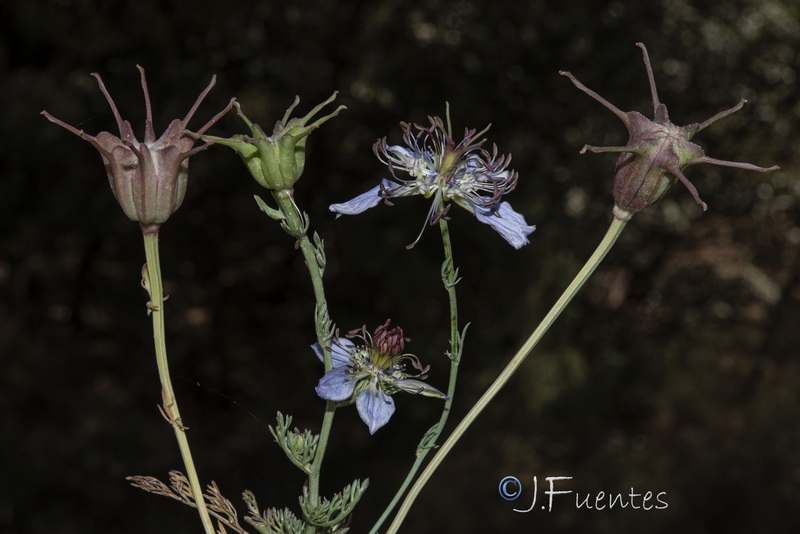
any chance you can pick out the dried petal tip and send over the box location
[562,43,779,216]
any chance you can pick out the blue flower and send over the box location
[330,109,535,249]
[313,320,448,434]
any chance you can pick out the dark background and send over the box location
[2,0,799,532]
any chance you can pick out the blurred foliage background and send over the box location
[2,0,800,532]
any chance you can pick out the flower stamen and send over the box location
[330,106,535,249]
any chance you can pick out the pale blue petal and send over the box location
[329,179,396,218]
[474,201,536,249]
[463,155,511,183]
[385,146,419,167]
[356,388,395,434]
[312,338,356,367]
[315,367,356,402]
[331,338,356,366]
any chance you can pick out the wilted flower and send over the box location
[330,107,535,249]
[312,320,447,434]
[42,66,235,234]
[560,42,779,219]
[190,93,345,192]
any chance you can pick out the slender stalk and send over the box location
[369,215,464,533]
[386,214,630,533]
[141,232,215,534]
[269,190,336,534]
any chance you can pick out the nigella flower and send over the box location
[312,320,448,434]
[41,66,235,234]
[329,107,535,249]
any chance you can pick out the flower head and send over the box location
[189,93,345,191]
[329,106,535,249]
[560,42,779,220]
[312,320,447,434]
[42,67,235,234]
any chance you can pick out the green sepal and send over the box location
[254,194,285,221]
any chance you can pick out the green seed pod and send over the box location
[192,94,345,192]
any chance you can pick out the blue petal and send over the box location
[474,201,536,249]
[385,146,419,167]
[311,338,355,367]
[315,367,356,402]
[355,387,395,434]
[329,179,395,218]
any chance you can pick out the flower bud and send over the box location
[560,43,779,219]
[191,93,345,191]
[42,67,235,234]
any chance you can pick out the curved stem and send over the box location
[386,215,630,533]
[369,215,463,533]
[300,224,337,514]
[142,232,215,534]
[269,191,336,534]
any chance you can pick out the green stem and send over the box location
[370,215,463,534]
[369,215,463,534]
[142,232,215,534]
[270,191,336,534]
[386,213,630,533]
